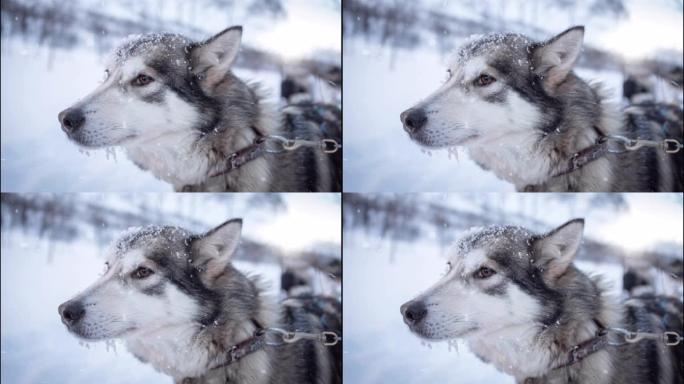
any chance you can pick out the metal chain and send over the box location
[264,327,341,347]
[263,135,341,154]
[606,135,683,154]
[607,327,683,346]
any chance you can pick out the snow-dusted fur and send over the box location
[58,220,340,384]
[400,26,683,192]
[401,219,683,384]
[58,27,341,192]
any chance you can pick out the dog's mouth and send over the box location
[66,131,138,149]
[63,319,137,341]
[408,131,480,150]
[403,314,480,341]
[406,322,479,341]
[68,326,137,341]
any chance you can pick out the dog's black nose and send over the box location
[59,301,85,326]
[401,300,427,325]
[59,108,85,133]
[400,108,427,133]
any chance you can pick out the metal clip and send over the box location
[320,331,341,346]
[263,328,340,346]
[262,135,340,154]
[663,139,683,154]
[260,135,289,154]
[664,331,683,346]
[608,327,682,346]
[607,135,682,154]
[281,139,304,151]
[604,135,632,154]
[320,139,341,154]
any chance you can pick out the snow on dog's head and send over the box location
[400,219,585,341]
[57,219,243,341]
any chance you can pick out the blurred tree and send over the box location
[590,0,628,18]
[248,194,286,212]
[589,193,628,212]
[248,0,285,18]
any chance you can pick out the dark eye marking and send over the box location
[132,266,154,279]
[132,74,154,87]
[475,74,496,87]
[474,266,496,279]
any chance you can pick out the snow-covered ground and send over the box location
[342,40,626,192]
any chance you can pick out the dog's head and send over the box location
[58,219,243,340]
[58,26,252,148]
[400,219,584,341]
[400,26,585,149]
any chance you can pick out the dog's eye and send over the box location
[475,74,496,87]
[474,266,496,279]
[132,74,154,87]
[132,266,154,279]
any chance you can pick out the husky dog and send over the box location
[58,219,341,384]
[401,219,683,384]
[400,26,683,192]
[58,27,341,192]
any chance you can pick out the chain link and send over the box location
[263,135,341,154]
[606,135,682,154]
[264,327,341,347]
[607,327,682,346]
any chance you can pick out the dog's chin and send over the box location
[67,326,136,341]
[407,323,478,341]
[66,131,137,149]
[408,131,479,150]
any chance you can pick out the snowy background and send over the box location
[342,0,684,192]
[342,193,683,383]
[0,193,341,383]
[1,0,341,192]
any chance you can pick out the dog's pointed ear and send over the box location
[531,26,584,92]
[190,26,242,89]
[192,219,242,280]
[533,219,584,283]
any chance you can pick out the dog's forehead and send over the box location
[450,225,534,268]
[106,33,190,70]
[106,225,192,264]
[450,33,532,74]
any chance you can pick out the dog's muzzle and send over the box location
[58,300,85,328]
[400,300,427,326]
[400,108,427,134]
[58,108,86,134]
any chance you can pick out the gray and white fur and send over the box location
[400,26,683,192]
[58,220,341,384]
[401,219,683,383]
[58,27,341,192]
